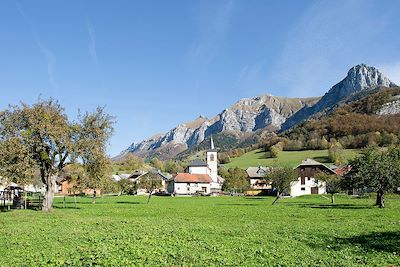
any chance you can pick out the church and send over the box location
[167,137,224,195]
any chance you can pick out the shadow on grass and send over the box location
[116,201,142,205]
[216,203,261,206]
[281,202,372,210]
[53,206,82,209]
[340,232,400,253]
[308,232,400,253]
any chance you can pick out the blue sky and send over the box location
[0,0,399,156]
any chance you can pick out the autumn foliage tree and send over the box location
[0,99,114,211]
[266,167,297,205]
[346,146,400,208]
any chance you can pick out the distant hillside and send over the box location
[281,87,400,150]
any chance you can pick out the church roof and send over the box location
[172,173,212,183]
[188,159,208,167]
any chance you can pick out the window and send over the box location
[187,183,190,186]
[301,187,305,191]
[307,177,310,181]
[301,177,305,185]
[210,154,215,161]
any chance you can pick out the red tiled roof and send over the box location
[173,173,212,183]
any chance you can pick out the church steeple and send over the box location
[207,136,218,183]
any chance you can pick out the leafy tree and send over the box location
[117,178,136,195]
[0,99,114,211]
[328,141,344,165]
[315,171,342,205]
[221,167,248,193]
[76,107,114,204]
[346,146,400,208]
[270,142,284,158]
[266,167,297,205]
[218,152,231,164]
[114,154,144,172]
[164,160,184,174]
[150,157,164,171]
[137,170,162,204]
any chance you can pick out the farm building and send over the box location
[245,166,272,190]
[290,158,335,197]
[134,169,171,195]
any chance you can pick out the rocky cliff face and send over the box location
[281,64,397,130]
[120,95,319,159]
[377,95,400,115]
[120,64,396,160]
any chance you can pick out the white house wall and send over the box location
[290,177,326,197]
[188,166,210,175]
[173,182,211,195]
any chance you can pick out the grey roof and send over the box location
[294,159,335,173]
[189,159,208,167]
[246,166,270,178]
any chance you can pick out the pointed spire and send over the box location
[210,136,215,150]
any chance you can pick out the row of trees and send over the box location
[0,99,114,211]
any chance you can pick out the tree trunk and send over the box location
[331,193,335,205]
[147,190,153,204]
[92,189,97,204]
[42,176,55,212]
[377,190,385,208]
[63,195,66,208]
[272,193,280,205]
[375,191,381,206]
[24,191,27,209]
[74,195,77,209]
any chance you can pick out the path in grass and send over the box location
[0,195,399,266]
[224,149,360,169]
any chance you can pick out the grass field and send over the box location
[223,149,360,169]
[0,195,399,266]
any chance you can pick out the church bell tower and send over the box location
[206,136,218,183]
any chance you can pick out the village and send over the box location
[1,1,400,265]
[0,137,353,209]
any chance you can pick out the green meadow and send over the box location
[224,149,360,169]
[0,195,399,266]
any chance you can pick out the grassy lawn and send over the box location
[0,195,399,266]
[224,149,360,169]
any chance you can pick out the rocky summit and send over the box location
[281,64,397,130]
[119,64,397,160]
[120,95,319,159]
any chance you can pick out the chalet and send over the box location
[246,166,272,190]
[290,158,335,197]
[167,137,224,195]
[134,169,171,194]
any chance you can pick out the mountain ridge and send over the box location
[118,64,396,160]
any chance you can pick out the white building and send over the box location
[290,159,335,197]
[167,173,212,195]
[167,137,224,195]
